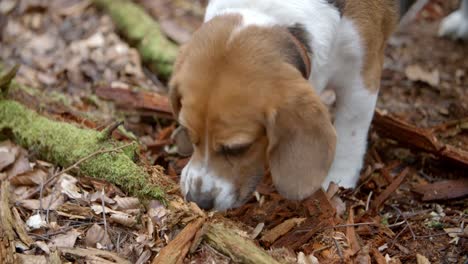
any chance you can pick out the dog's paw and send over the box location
[438,10,468,40]
[322,167,360,190]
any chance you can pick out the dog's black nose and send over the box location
[186,191,214,210]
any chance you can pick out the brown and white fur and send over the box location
[169,0,397,211]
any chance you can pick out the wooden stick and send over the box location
[152,217,206,264]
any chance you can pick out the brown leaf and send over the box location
[10,169,47,186]
[48,229,81,249]
[6,151,31,179]
[405,65,440,87]
[19,191,65,210]
[85,223,113,249]
[17,254,47,264]
[88,191,115,205]
[113,196,140,210]
[109,211,137,227]
[0,140,18,171]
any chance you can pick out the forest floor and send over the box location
[0,0,467,263]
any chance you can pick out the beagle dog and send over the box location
[169,0,397,211]
[439,0,468,40]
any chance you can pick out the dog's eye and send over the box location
[220,144,251,156]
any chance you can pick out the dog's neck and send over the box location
[204,2,341,91]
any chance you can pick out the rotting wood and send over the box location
[11,207,34,247]
[92,0,178,80]
[373,109,468,167]
[204,222,282,264]
[412,178,468,201]
[95,86,172,119]
[260,217,306,245]
[152,217,206,264]
[0,181,16,264]
[371,167,410,212]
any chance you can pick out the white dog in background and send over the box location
[438,0,468,39]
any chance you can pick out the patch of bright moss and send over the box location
[0,100,165,201]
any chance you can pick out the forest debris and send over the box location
[346,208,360,256]
[405,65,440,87]
[0,99,172,200]
[373,110,468,167]
[152,217,205,264]
[85,223,113,249]
[0,64,19,97]
[0,141,18,171]
[204,222,282,264]
[412,179,468,201]
[17,254,48,264]
[371,168,409,212]
[95,86,172,118]
[92,0,178,79]
[60,247,131,264]
[416,254,431,264]
[48,229,81,249]
[260,218,306,245]
[11,207,34,247]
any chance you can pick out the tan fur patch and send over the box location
[343,0,398,92]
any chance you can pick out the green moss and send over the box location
[92,0,178,80]
[0,100,165,201]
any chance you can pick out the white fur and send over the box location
[322,18,376,189]
[438,0,468,40]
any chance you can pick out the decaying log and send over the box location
[0,181,17,264]
[412,178,468,201]
[152,217,206,264]
[373,109,468,167]
[95,86,172,119]
[0,99,170,200]
[92,0,178,80]
[204,222,282,264]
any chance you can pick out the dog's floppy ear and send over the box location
[266,81,336,200]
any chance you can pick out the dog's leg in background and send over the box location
[321,19,377,189]
[438,0,468,40]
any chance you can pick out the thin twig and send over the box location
[332,237,344,260]
[101,187,108,238]
[332,222,376,229]
[366,191,373,212]
[101,121,124,141]
[392,205,416,240]
[39,181,44,218]
[390,225,408,248]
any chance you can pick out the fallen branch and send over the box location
[0,100,170,200]
[372,109,468,167]
[95,86,172,119]
[412,179,468,201]
[152,217,206,264]
[204,222,282,264]
[371,167,410,212]
[92,0,178,80]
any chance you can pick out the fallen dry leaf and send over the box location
[113,195,140,210]
[48,229,81,248]
[17,254,47,264]
[59,174,86,199]
[10,169,47,186]
[85,223,113,249]
[6,151,31,178]
[35,241,50,254]
[0,140,18,171]
[416,254,431,264]
[109,211,137,227]
[405,64,440,87]
[19,191,65,210]
[88,191,115,205]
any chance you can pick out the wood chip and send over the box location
[260,218,305,244]
[412,179,468,201]
[372,168,410,212]
[152,217,205,264]
[60,247,131,264]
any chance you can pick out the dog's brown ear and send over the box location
[169,44,189,119]
[266,81,336,200]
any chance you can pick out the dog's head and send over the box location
[169,15,336,211]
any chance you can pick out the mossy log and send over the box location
[92,0,178,80]
[0,99,167,200]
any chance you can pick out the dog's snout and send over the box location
[186,190,215,210]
